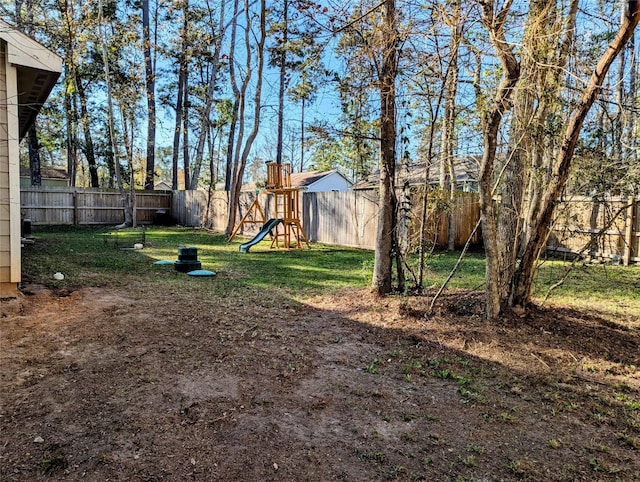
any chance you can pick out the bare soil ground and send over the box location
[1,283,639,481]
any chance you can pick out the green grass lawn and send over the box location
[533,257,640,318]
[22,226,640,318]
[22,226,373,298]
[418,249,640,319]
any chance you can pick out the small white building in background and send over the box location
[289,170,352,192]
[0,20,62,297]
[240,169,353,193]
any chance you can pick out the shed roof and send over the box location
[20,166,68,179]
[352,157,480,190]
[289,170,343,188]
[240,169,351,192]
[0,19,63,139]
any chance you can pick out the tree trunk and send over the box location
[300,96,305,172]
[522,0,578,248]
[60,0,79,187]
[14,0,24,24]
[171,81,183,190]
[493,0,555,308]
[476,0,521,319]
[226,0,265,237]
[227,52,249,237]
[27,125,42,187]
[142,0,156,190]
[191,0,226,190]
[172,2,190,190]
[64,81,77,187]
[15,0,42,188]
[275,0,288,166]
[75,77,100,188]
[372,0,398,295]
[440,2,461,251]
[184,72,190,190]
[120,108,137,226]
[224,0,241,195]
[612,1,627,165]
[511,1,640,308]
[98,0,132,227]
[416,46,455,289]
[625,31,637,166]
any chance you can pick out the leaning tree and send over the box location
[477,0,640,319]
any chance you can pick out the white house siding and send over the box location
[306,172,351,192]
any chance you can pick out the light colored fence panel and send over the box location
[452,192,482,246]
[21,189,74,224]
[232,192,275,235]
[405,190,481,249]
[25,187,636,263]
[174,190,239,230]
[548,196,638,264]
[76,190,123,225]
[206,191,230,230]
[186,190,279,234]
[175,189,480,250]
[136,191,174,224]
[173,190,208,227]
[303,191,379,249]
[21,188,172,225]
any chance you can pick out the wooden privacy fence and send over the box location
[303,191,379,249]
[19,186,480,250]
[174,189,480,251]
[174,190,637,263]
[404,189,483,249]
[22,187,636,263]
[20,188,172,225]
[547,196,639,265]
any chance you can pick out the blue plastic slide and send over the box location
[239,218,283,253]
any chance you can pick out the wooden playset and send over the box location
[229,162,310,251]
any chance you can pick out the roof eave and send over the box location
[0,19,63,73]
[16,67,61,140]
[0,20,63,140]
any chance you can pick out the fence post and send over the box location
[623,196,635,266]
[133,191,137,228]
[73,191,78,225]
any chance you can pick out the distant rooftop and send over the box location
[20,166,68,179]
[241,169,350,192]
[352,157,480,190]
[289,170,338,188]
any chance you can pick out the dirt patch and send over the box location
[1,285,639,481]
